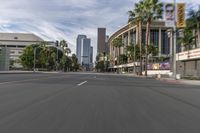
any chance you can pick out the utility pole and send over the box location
[173,0,177,79]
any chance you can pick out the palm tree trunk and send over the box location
[139,21,143,75]
[145,20,150,76]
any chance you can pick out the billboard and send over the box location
[177,3,186,28]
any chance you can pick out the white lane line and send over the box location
[77,81,88,86]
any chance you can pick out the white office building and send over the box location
[0,33,44,70]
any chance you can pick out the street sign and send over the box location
[177,3,186,28]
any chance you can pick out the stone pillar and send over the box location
[136,26,139,45]
[121,34,124,55]
[128,30,131,46]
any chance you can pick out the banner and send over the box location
[164,3,175,27]
[147,62,170,70]
[177,3,186,28]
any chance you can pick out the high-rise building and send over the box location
[81,38,91,69]
[76,35,86,64]
[97,28,108,54]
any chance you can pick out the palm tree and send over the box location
[112,37,124,64]
[177,27,195,51]
[128,1,146,75]
[59,40,71,71]
[140,0,163,76]
[187,8,200,47]
[60,40,71,56]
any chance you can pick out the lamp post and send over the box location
[173,0,177,79]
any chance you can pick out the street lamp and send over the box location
[173,0,177,79]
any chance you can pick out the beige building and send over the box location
[108,21,173,73]
[0,33,44,70]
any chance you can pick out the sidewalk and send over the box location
[157,77,200,86]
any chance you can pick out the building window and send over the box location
[131,32,136,44]
[14,37,18,40]
[161,30,170,55]
[150,30,159,47]
[10,51,15,54]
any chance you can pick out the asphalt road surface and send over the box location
[0,72,200,133]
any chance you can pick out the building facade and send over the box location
[81,38,91,69]
[0,33,44,70]
[176,48,200,77]
[108,21,172,73]
[97,28,109,54]
[76,35,87,64]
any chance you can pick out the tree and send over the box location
[128,0,146,75]
[138,0,163,76]
[20,45,35,70]
[177,27,195,51]
[59,40,72,71]
[95,61,104,72]
[126,44,145,61]
[119,54,128,64]
[187,8,200,46]
[71,54,79,71]
[112,37,124,64]
[20,42,64,71]
[60,40,71,56]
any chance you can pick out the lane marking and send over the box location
[77,81,88,86]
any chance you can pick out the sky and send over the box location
[0,0,200,59]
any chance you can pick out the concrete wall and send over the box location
[0,47,10,71]
[177,60,200,77]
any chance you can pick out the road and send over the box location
[0,72,200,133]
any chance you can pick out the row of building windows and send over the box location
[112,29,170,55]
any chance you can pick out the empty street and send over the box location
[0,73,200,133]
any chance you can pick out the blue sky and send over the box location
[0,0,200,57]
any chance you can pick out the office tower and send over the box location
[81,38,91,69]
[97,28,107,54]
[76,35,87,64]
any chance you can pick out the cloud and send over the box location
[0,0,200,60]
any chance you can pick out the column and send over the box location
[136,26,139,44]
[121,34,124,55]
[128,30,131,46]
